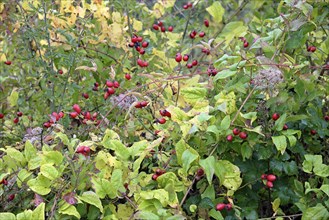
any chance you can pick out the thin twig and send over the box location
[230,86,256,126]
[179,177,196,208]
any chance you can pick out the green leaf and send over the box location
[157,172,184,192]
[17,210,32,220]
[272,136,287,154]
[24,141,37,161]
[286,114,308,122]
[320,184,329,197]
[78,191,104,213]
[59,202,81,219]
[209,209,224,220]
[17,169,32,187]
[182,149,199,175]
[302,154,322,173]
[175,139,188,166]
[200,156,216,185]
[181,87,207,105]
[286,135,297,147]
[214,70,237,81]
[1,148,26,165]
[139,189,169,207]
[102,140,130,160]
[92,177,111,199]
[215,160,242,192]
[42,151,63,166]
[135,211,160,220]
[201,185,215,201]
[40,164,58,180]
[206,2,225,23]
[32,203,45,220]
[302,204,329,220]
[0,213,16,220]
[219,21,248,43]
[313,164,329,177]
[27,178,51,195]
[108,169,124,199]
[219,115,231,130]
[272,198,281,213]
[8,89,19,107]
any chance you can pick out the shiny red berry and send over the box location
[153,24,159,30]
[216,203,226,211]
[168,26,173,32]
[233,128,240,135]
[73,104,81,114]
[175,53,182,62]
[272,113,280,121]
[142,41,149,48]
[125,74,131,80]
[204,19,209,27]
[266,174,276,182]
[4,60,12,65]
[199,32,205,37]
[226,135,233,142]
[157,118,166,124]
[239,131,248,139]
[266,181,274,188]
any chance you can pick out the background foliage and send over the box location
[0,0,328,219]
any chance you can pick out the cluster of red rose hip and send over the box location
[128,35,148,55]
[216,202,233,212]
[68,104,100,125]
[261,173,277,188]
[43,111,65,128]
[104,80,120,100]
[76,145,90,157]
[151,168,166,181]
[226,128,248,142]
[152,20,174,33]
[307,45,316,52]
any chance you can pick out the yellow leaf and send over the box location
[153,3,164,18]
[133,19,143,32]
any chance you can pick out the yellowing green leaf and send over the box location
[219,21,248,43]
[0,213,15,220]
[133,19,143,32]
[206,2,225,23]
[8,89,19,107]
[181,87,207,105]
[40,164,58,180]
[153,3,164,18]
[32,203,45,220]
[78,191,104,213]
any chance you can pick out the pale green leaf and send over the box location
[40,164,58,180]
[302,204,329,220]
[200,156,216,185]
[206,2,225,23]
[8,89,19,107]
[78,191,103,213]
[272,136,287,154]
[32,203,45,220]
[0,213,16,220]
[182,149,199,174]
